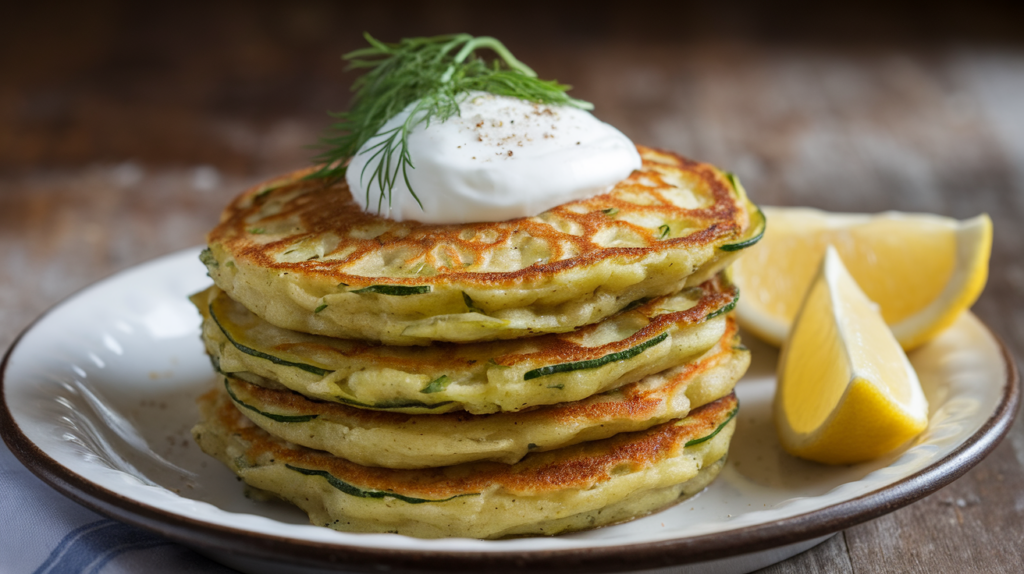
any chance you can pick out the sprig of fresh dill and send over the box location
[310,33,593,212]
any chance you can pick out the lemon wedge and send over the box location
[733,207,991,350]
[775,246,929,464]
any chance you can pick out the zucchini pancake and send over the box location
[203,147,763,345]
[194,388,738,539]
[214,317,747,468]
[193,157,758,537]
[191,34,759,540]
[193,274,738,414]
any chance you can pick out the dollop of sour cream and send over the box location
[346,92,642,224]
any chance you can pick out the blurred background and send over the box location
[3,0,1023,348]
[4,0,1024,180]
[1,1,1022,571]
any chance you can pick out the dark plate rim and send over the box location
[1,248,1019,574]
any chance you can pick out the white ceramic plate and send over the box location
[1,248,1018,574]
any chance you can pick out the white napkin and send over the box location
[0,441,234,574]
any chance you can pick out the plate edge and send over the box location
[0,250,1018,573]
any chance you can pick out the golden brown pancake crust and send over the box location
[200,389,738,498]
[227,318,742,428]
[208,146,746,288]
[202,274,735,374]
[217,317,746,468]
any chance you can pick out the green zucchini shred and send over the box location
[351,284,432,296]
[253,180,287,199]
[314,303,328,314]
[684,405,738,447]
[658,224,671,239]
[523,332,669,380]
[720,207,766,252]
[706,290,739,320]
[547,384,565,390]
[285,465,476,504]
[420,375,451,394]
[249,227,266,234]
[209,303,334,377]
[224,379,318,423]
[334,396,454,410]
[208,354,226,375]
[199,248,218,268]
[725,172,742,196]
[462,292,484,313]
[602,207,619,216]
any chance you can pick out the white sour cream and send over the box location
[346,92,642,224]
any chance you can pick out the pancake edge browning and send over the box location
[193,390,737,539]
[205,146,761,344]
[220,317,747,468]
[194,275,738,414]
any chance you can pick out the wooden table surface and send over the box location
[2,2,1022,572]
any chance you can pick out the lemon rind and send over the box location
[736,208,992,351]
[775,247,929,465]
[890,214,992,350]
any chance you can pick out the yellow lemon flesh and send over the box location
[775,247,929,465]
[733,208,991,350]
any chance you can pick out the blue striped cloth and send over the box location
[0,441,234,574]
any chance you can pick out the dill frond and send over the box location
[310,33,591,211]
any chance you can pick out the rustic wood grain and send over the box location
[759,533,854,573]
[1,2,1021,572]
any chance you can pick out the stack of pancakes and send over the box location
[191,146,763,539]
